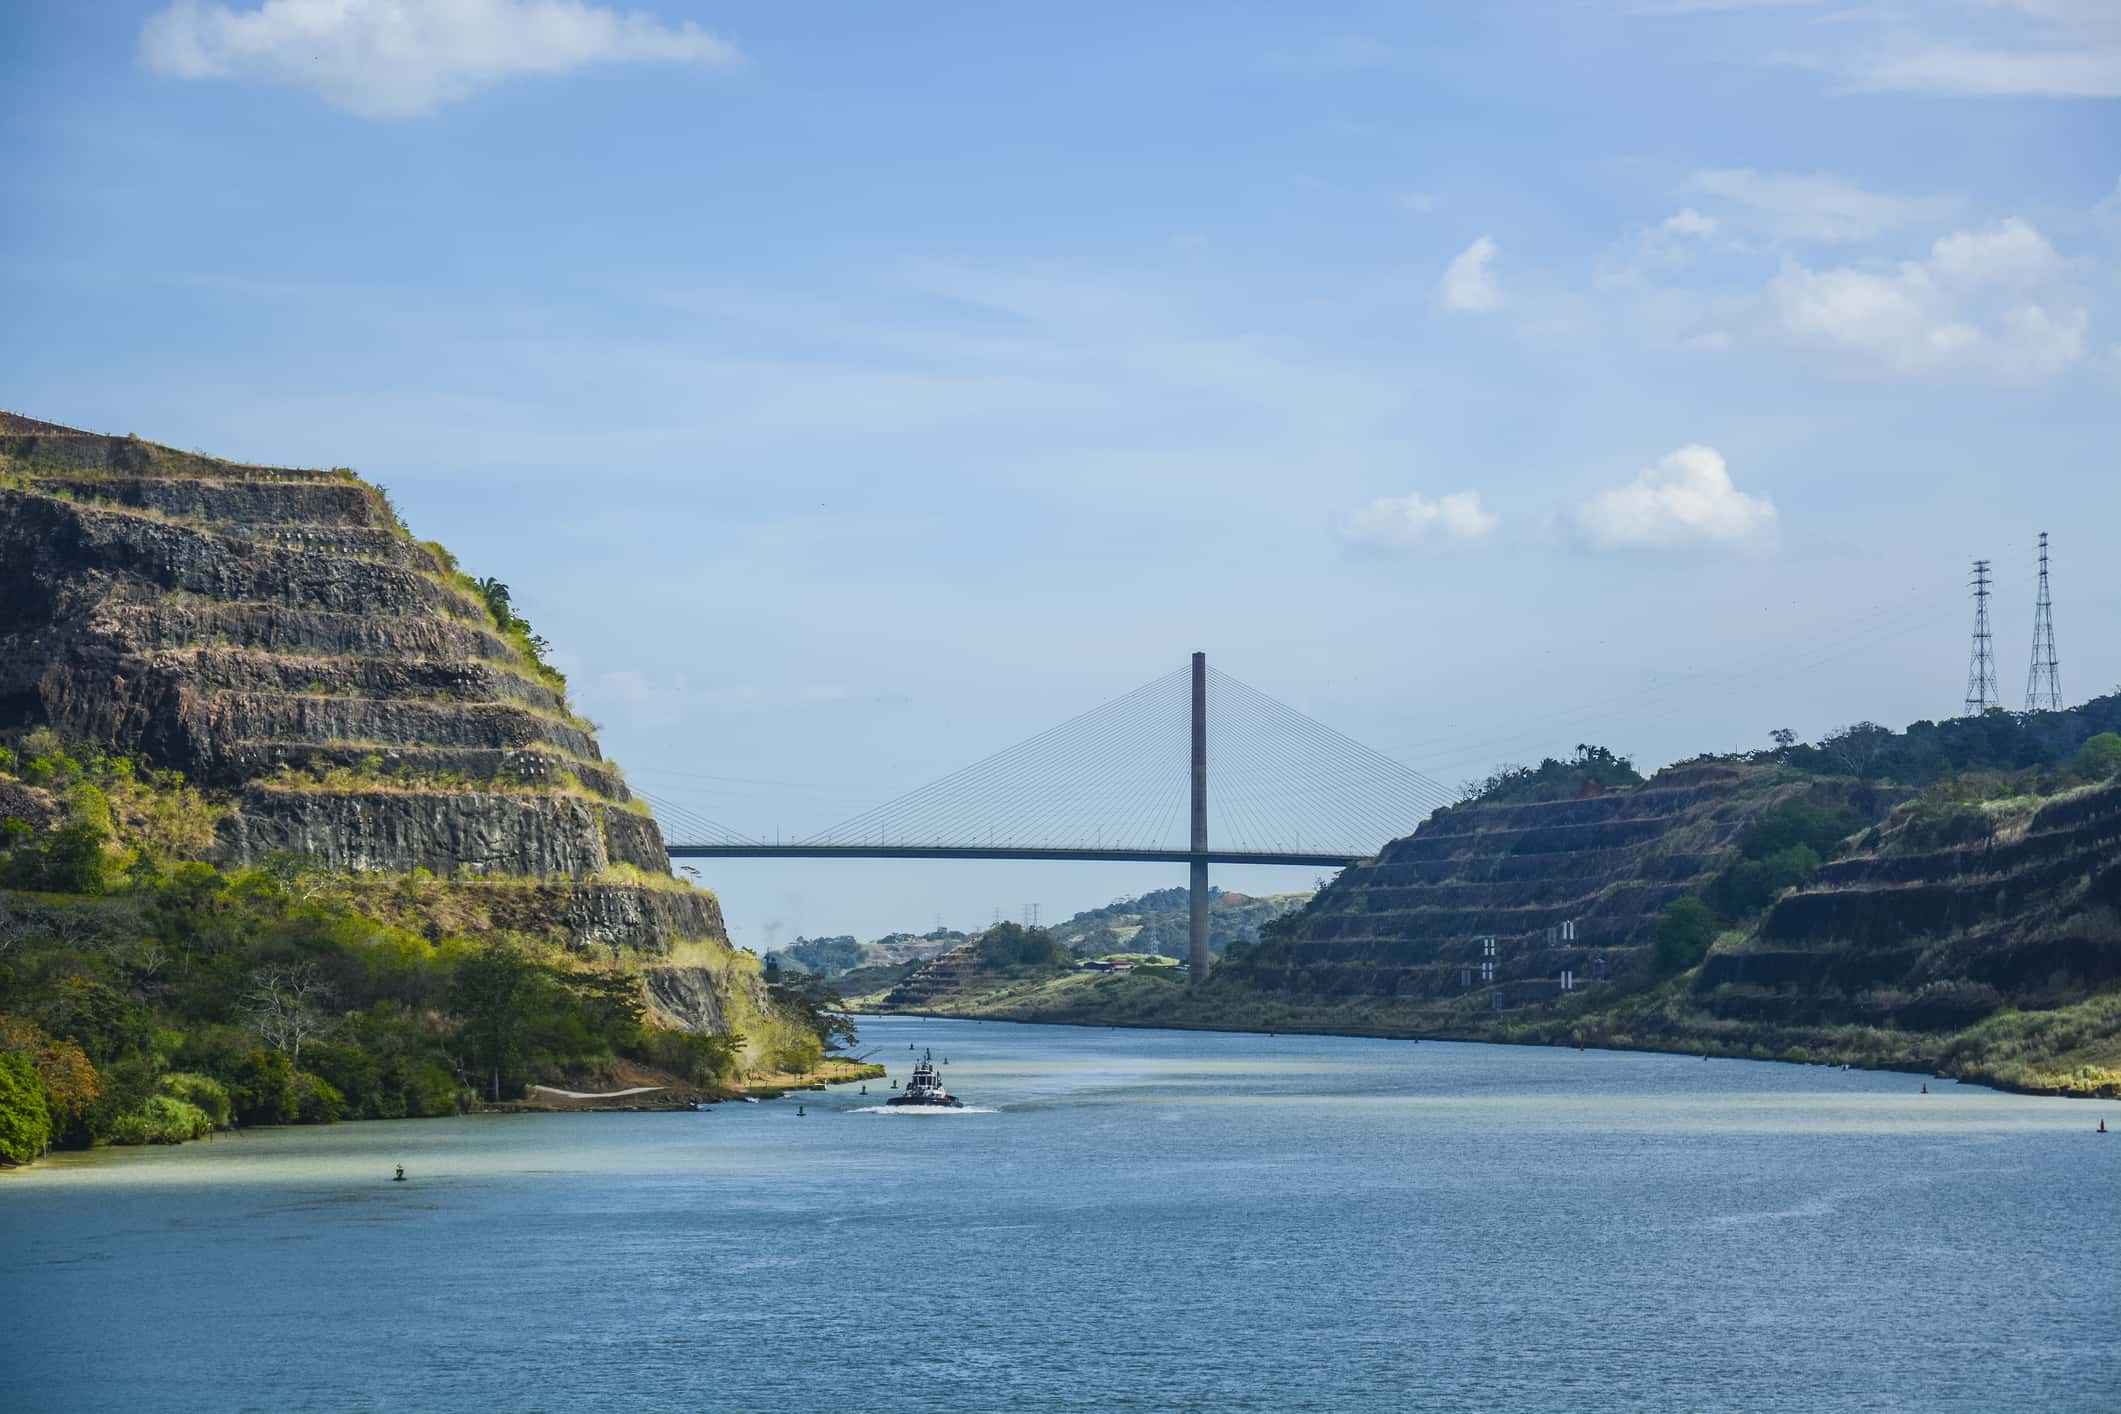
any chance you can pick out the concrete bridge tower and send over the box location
[1191,650,1210,981]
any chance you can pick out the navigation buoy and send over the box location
[797,1105,806,1117]
[1921,1083,1928,1094]
[860,1085,867,1094]
[2098,1119,2107,1133]
[392,1165,405,1183]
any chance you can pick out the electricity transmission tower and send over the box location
[2024,532,2061,712]
[1964,559,1998,715]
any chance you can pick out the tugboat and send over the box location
[886,1050,964,1108]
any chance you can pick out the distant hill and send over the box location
[766,928,965,978]
[1047,886,1312,959]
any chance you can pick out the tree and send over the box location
[0,1018,99,1135]
[0,1053,52,1162]
[1821,721,1894,779]
[2077,732,2121,781]
[26,822,112,894]
[241,962,334,1064]
[1770,728,1799,753]
[259,852,341,907]
[975,922,1070,971]
[765,972,858,1053]
[474,577,514,627]
[1652,898,1719,975]
[449,944,544,1101]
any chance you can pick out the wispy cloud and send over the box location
[1648,0,2121,99]
[1438,237,1503,312]
[1687,168,1957,244]
[1841,1,2121,99]
[1338,491,1499,553]
[140,0,741,116]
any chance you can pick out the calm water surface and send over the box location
[4,1017,2118,1413]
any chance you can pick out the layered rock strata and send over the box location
[1249,763,1878,1002]
[1701,780,2121,1020]
[0,414,719,953]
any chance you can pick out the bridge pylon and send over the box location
[1190,650,1210,982]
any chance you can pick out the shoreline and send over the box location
[0,1057,890,1173]
[857,1005,2115,1102]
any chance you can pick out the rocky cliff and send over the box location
[1236,762,1883,1005]
[0,413,723,960]
[1699,779,2121,1028]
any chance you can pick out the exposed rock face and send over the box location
[217,790,663,877]
[0,414,716,953]
[643,965,733,1035]
[1700,780,2121,1022]
[881,944,988,1010]
[1243,764,1877,1002]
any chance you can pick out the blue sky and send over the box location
[5,1,2118,945]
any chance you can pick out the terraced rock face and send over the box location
[0,413,721,952]
[1701,780,2121,1023]
[1244,763,1870,1003]
[880,943,988,1010]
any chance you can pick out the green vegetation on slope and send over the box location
[0,738,838,1163]
[1046,886,1312,959]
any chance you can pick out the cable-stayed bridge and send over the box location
[640,655,1455,977]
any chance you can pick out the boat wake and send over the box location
[848,1104,998,1115]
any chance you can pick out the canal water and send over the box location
[4,1016,2117,1412]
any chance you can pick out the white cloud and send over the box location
[1660,207,1719,239]
[1767,218,2086,378]
[1574,445,1776,551]
[1847,0,2121,99]
[1668,0,2121,98]
[1927,217,2065,286]
[1339,491,1499,552]
[1398,191,1439,214]
[140,0,741,116]
[1437,237,1503,312]
[1688,168,1954,243]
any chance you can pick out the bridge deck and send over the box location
[664,844,1366,866]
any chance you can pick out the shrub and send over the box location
[159,1072,232,1129]
[0,1053,52,1162]
[292,1072,344,1124]
[231,1048,298,1124]
[2077,732,2121,781]
[1711,843,1821,916]
[1653,898,1719,975]
[105,1094,212,1145]
[404,1062,461,1117]
[1740,798,1863,861]
[634,1027,739,1086]
[7,821,114,894]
